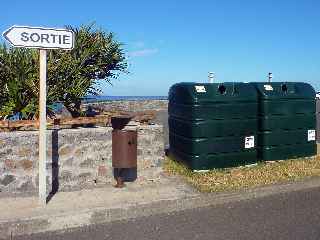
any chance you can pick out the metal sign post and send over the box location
[268,72,273,83]
[208,72,215,83]
[2,25,74,205]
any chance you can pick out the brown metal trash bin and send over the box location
[112,130,137,168]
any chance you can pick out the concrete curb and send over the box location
[1,177,320,239]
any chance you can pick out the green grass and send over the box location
[164,155,320,193]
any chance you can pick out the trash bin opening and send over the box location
[281,84,288,93]
[218,85,227,95]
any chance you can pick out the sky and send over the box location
[1,0,320,96]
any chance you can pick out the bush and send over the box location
[0,24,127,119]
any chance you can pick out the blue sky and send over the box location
[1,0,320,95]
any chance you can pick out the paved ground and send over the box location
[15,184,320,240]
[0,175,198,239]
[2,177,320,239]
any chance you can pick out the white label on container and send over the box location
[245,136,255,149]
[308,130,316,141]
[264,85,273,91]
[195,85,206,93]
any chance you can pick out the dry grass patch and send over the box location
[164,155,320,193]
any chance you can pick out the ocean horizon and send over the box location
[83,95,168,103]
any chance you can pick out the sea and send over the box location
[82,95,168,103]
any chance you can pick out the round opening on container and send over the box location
[218,85,227,95]
[281,84,288,93]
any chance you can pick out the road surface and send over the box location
[16,186,320,240]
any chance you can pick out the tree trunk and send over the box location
[64,100,81,118]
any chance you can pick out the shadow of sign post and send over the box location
[2,25,74,206]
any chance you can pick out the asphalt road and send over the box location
[16,186,320,240]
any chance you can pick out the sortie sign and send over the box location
[2,25,74,205]
[3,25,74,50]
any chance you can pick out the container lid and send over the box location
[251,82,315,100]
[169,82,258,104]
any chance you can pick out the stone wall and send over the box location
[85,99,170,146]
[0,125,164,196]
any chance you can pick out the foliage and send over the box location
[47,24,128,117]
[0,45,39,119]
[0,24,127,119]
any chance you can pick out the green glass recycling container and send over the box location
[168,82,258,170]
[251,82,316,161]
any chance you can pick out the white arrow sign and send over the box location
[2,25,75,206]
[2,25,74,50]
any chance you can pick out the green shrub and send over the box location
[0,24,127,119]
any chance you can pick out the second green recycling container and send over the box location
[168,82,258,170]
[252,82,317,161]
